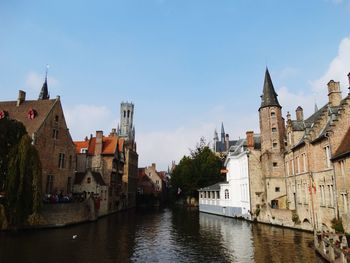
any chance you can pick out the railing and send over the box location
[314,232,350,263]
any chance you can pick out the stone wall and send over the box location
[39,198,97,227]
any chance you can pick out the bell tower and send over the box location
[118,102,135,142]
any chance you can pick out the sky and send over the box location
[1,0,350,170]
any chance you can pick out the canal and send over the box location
[0,207,324,263]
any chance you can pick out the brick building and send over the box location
[256,69,350,231]
[0,79,76,196]
[74,130,126,212]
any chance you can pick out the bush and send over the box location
[292,211,301,224]
[331,218,344,233]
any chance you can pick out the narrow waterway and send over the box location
[0,207,323,263]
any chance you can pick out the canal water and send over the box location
[0,207,324,263]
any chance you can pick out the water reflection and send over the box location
[0,207,323,263]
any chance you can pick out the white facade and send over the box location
[199,140,251,220]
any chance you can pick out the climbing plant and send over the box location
[5,132,42,226]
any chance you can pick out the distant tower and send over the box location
[259,68,286,205]
[213,129,219,152]
[221,122,225,143]
[38,66,50,100]
[118,102,135,142]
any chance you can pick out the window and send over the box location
[275,187,280,192]
[328,185,334,207]
[324,146,331,168]
[302,153,307,172]
[208,192,211,199]
[342,193,348,213]
[200,192,203,199]
[304,183,308,204]
[87,177,91,184]
[58,153,65,168]
[124,111,126,117]
[320,185,325,206]
[273,162,278,167]
[46,175,54,194]
[67,177,72,194]
[80,148,88,154]
[271,200,279,208]
[127,110,130,118]
[225,189,229,199]
[272,127,277,132]
[340,160,345,176]
[52,129,58,139]
[273,142,278,148]
[69,155,72,169]
[55,115,59,122]
[288,133,292,145]
[216,191,220,199]
[296,157,300,174]
[204,192,207,198]
[271,111,276,117]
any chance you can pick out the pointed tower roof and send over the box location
[221,122,225,135]
[260,68,280,109]
[38,66,50,100]
[314,102,319,113]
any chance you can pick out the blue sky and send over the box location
[1,0,350,170]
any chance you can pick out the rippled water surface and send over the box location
[0,207,324,263]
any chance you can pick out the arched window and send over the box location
[225,189,229,199]
[124,111,126,118]
[127,110,130,118]
[271,111,276,117]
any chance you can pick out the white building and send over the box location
[199,133,261,220]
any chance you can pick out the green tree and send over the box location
[6,134,42,226]
[0,118,26,191]
[171,138,223,198]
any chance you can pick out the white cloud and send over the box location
[25,71,59,98]
[137,108,258,171]
[277,67,299,80]
[277,36,350,119]
[310,36,350,95]
[277,86,317,119]
[65,104,116,141]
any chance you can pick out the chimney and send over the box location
[295,106,303,121]
[17,90,26,106]
[152,163,156,170]
[95,131,103,156]
[327,80,342,106]
[109,128,117,137]
[246,131,254,149]
[287,111,291,121]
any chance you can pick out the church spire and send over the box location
[38,65,50,100]
[260,68,280,109]
[221,122,225,142]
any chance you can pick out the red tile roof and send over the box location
[74,135,120,156]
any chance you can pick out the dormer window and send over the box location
[80,148,88,154]
[28,108,36,120]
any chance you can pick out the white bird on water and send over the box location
[72,235,78,240]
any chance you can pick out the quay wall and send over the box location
[39,198,97,227]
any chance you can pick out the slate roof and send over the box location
[332,127,350,160]
[0,99,57,135]
[260,68,281,109]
